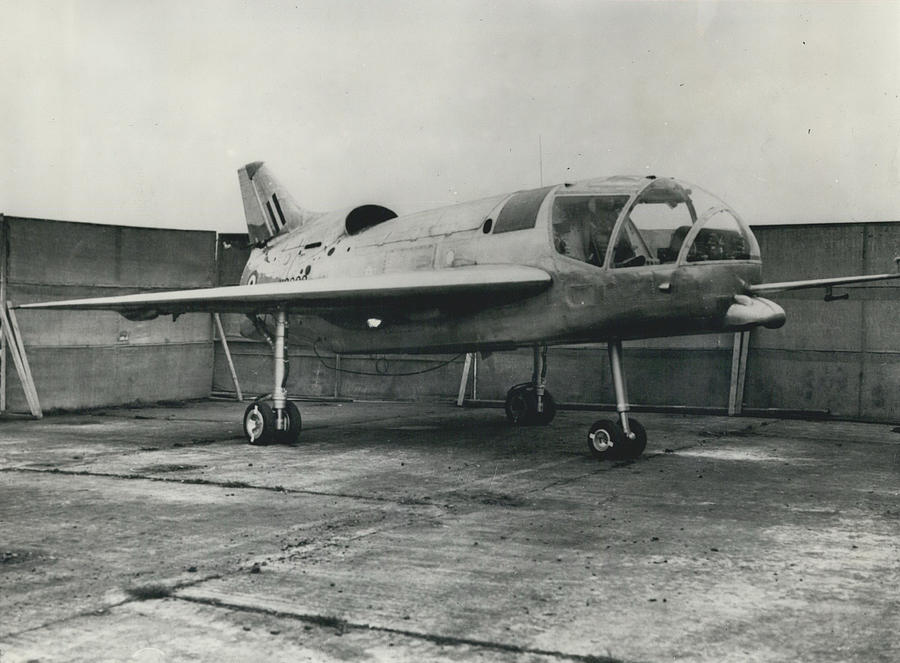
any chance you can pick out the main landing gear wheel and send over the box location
[242,309,304,446]
[243,401,302,445]
[276,401,302,445]
[504,383,556,426]
[587,417,646,461]
[244,402,275,446]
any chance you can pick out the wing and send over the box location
[16,265,552,319]
[749,270,900,295]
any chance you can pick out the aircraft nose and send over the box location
[724,294,786,330]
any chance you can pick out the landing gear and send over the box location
[505,346,556,425]
[242,309,302,446]
[587,417,646,461]
[587,419,619,460]
[244,401,274,445]
[587,340,647,461]
[244,399,302,446]
[505,383,557,425]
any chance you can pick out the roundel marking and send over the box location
[247,272,258,285]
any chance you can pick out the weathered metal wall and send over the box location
[746,223,900,420]
[213,222,899,422]
[1,216,216,412]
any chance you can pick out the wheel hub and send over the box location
[590,429,613,452]
[245,405,264,442]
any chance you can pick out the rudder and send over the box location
[238,161,319,244]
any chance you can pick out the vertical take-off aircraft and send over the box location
[21,162,900,459]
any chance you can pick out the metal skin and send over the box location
[233,169,775,454]
[238,173,775,356]
[19,162,900,453]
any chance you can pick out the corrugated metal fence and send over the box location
[1,215,216,412]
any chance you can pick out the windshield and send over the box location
[612,180,694,267]
[609,179,759,267]
[552,195,629,267]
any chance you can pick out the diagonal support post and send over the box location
[456,353,474,407]
[213,313,243,402]
[0,301,41,418]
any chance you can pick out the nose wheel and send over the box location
[587,417,646,461]
[587,340,648,461]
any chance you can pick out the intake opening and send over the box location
[345,205,398,235]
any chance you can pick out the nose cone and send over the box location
[725,295,786,330]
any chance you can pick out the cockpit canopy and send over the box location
[551,177,759,268]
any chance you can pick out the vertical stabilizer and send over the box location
[238,162,319,244]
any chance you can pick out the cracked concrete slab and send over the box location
[8,597,587,663]
[1,401,899,662]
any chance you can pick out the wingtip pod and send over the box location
[725,295,786,331]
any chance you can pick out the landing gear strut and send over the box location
[242,309,302,445]
[505,346,556,425]
[587,340,647,461]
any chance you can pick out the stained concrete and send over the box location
[1,400,898,662]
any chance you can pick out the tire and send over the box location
[505,383,533,425]
[533,390,556,425]
[244,402,276,446]
[505,384,556,425]
[587,419,623,461]
[618,418,647,460]
[275,401,302,445]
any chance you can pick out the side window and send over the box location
[493,186,555,234]
[552,195,627,267]
[686,209,755,262]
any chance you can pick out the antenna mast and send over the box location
[538,135,544,186]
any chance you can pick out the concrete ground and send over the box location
[1,399,898,663]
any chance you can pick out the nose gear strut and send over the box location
[587,339,647,461]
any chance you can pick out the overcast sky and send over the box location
[1,0,899,232]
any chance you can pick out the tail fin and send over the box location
[238,161,320,244]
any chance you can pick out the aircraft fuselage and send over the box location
[239,176,770,354]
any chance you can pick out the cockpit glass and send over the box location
[607,179,760,267]
[552,195,628,267]
[685,209,755,262]
[686,186,760,262]
[612,180,693,267]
